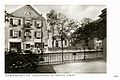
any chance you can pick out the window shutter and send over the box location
[41,21,43,27]
[18,19,21,25]
[34,21,36,27]
[34,32,36,37]
[19,31,21,37]
[43,43,44,48]
[10,18,13,25]
[10,30,13,36]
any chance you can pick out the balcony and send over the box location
[24,35,32,39]
[24,23,33,30]
[24,30,32,40]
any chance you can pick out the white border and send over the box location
[1,0,120,80]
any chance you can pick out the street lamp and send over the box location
[39,16,44,61]
[61,32,64,63]
[60,20,66,63]
[60,27,64,63]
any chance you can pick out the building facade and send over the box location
[5,5,48,53]
[48,26,69,48]
[5,5,70,53]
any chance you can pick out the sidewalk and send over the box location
[36,65,56,73]
[53,60,106,73]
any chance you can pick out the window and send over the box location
[18,19,21,25]
[26,44,30,49]
[35,20,42,28]
[10,18,21,26]
[24,11,31,15]
[24,30,31,39]
[13,19,19,25]
[10,18,13,25]
[25,23,31,28]
[96,46,99,49]
[10,42,21,51]
[56,41,58,47]
[35,31,41,39]
[35,43,44,48]
[25,19,32,28]
[13,30,18,37]
[65,40,67,46]
[10,30,21,38]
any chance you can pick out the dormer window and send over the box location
[24,11,31,15]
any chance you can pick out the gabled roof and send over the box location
[10,5,43,20]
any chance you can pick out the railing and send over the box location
[5,49,104,65]
[36,50,103,65]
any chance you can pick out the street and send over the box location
[53,60,106,73]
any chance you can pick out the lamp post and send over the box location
[61,31,64,63]
[60,24,64,63]
[39,17,44,61]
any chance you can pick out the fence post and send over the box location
[83,48,86,60]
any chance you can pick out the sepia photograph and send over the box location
[5,5,106,73]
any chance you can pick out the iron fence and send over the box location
[5,49,103,66]
[35,50,103,65]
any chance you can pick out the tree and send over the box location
[75,18,93,48]
[46,10,58,47]
[80,18,93,28]
[71,8,106,51]
[46,10,70,47]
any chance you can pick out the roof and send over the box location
[99,8,106,18]
[10,5,43,20]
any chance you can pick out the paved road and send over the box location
[53,60,106,73]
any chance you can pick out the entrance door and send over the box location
[10,42,21,51]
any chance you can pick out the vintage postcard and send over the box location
[5,5,106,73]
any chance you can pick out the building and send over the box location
[5,5,48,53]
[48,24,69,48]
[5,5,70,53]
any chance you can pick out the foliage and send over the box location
[46,10,81,47]
[71,18,93,47]
[71,16,106,47]
[5,51,39,73]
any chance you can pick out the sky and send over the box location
[5,5,106,21]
